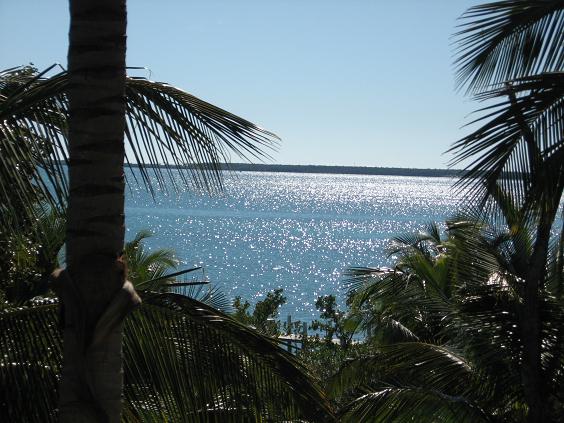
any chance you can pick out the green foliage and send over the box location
[0,66,68,238]
[123,229,233,312]
[123,229,178,289]
[310,295,353,348]
[0,294,335,422]
[334,209,564,422]
[233,288,286,336]
[295,295,372,406]
[450,3,564,421]
[454,0,563,93]
[0,215,334,421]
[232,296,252,322]
[451,2,564,225]
[0,65,278,244]
[0,207,65,304]
[1,63,330,421]
[297,339,372,393]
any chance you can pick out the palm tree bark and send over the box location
[56,0,140,421]
[521,225,548,423]
[521,205,560,423]
[508,86,561,423]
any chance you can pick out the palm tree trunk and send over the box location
[56,0,140,421]
[508,86,560,423]
[521,203,560,423]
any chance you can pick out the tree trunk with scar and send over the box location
[53,1,140,421]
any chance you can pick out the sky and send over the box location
[1,0,483,169]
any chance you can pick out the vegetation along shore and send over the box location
[131,162,463,178]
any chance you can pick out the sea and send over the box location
[125,170,463,322]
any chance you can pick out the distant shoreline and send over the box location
[130,163,461,178]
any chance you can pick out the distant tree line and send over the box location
[131,162,463,178]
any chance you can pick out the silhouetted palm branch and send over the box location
[454,0,564,93]
[328,343,490,423]
[449,72,564,213]
[0,66,278,239]
[340,196,564,421]
[0,294,334,422]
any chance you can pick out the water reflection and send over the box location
[126,170,462,321]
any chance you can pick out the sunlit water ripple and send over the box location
[126,170,462,322]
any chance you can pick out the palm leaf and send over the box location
[327,342,474,396]
[339,387,490,423]
[0,66,69,234]
[344,206,564,420]
[0,302,61,423]
[454,0,564,93]
[0,66,278,239]
[448,72,564,213]
[172,282,233,314]
[123,77,277,192]
[328,343,489,423]
[0,294,334,422]
[345,268,451,343]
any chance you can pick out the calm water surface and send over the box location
[126,171,462,321]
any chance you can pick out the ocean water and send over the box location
[125,170,462,321]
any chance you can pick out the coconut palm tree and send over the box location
[0,1,331,421]
[450,2,564,420]
[0,225,335,422]
[0,63,276,242]
[0,0,279,419]
[0,292,335,422]
[0,58,337,419]
[345,222,455,345]
[333,201,564,422]
[0,63,277,305]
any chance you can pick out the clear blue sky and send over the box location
[1,0,482,168]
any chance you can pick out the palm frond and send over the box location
[123,77,278,192]
[328,342,489,423]
[454,0,564,93]
[448,73,564,213]
[346,269,452,343]
[123,231,231,312]
[546,218,564,298]
[0,294,334,422]
[343,266,397,294]
[339,386,490,423]
[0,66,279,240]
[0,303,61,423]
[365,315,420,344]
[172,282,233,314]
[328,342,473,396]
[0,66,69,234]
[125,294,334,422]
[343,205,564,420]
[0,207,66,303]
